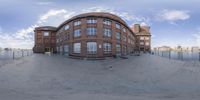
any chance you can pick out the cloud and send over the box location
[36,1,53,5]
[156,9,190,24]
[192,29,200,46]
[37,9,76,26]
[0,7,150,49]
[82,7,151,26]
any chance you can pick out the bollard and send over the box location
[13,51,15,60]
[178,52,180,60]
[181,52,184,61]
[198,52,200,61]
[162,51,164,57]
[22,50,24,57]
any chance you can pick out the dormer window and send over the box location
[43,32,49,36]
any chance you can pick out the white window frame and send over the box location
[64,25,69,30]
[73,43,81,53]
[87,42,97,54]
[104,28,111,37]
[123,35,126,42]
[74,29,81,37]
[87,27,97,36]
[87,18,97,24]
[116,23,121,29]
[123,28,126,32]
[74,21,81,26]
[145,37,150,40]
[103,19,111,25]
[140,42,144,45]
[116,44,121,53]
[43,32,49,36]
[56,38,59,43]
[140,37,145,40]
[116,32,121,40]
[103,43,112,54]
[146,42,150,46]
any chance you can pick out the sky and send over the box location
[0,0,200,49]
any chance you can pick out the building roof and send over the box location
[34,12,136,36]
[34,26,57,31]
[58,12,127,29]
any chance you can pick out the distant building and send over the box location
[33,12,152,58]
[158,46,171,51]
[191,47,199,52]
[131,24,151,52]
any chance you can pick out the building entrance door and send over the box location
[64,45,69,56]
[45,47,50,52]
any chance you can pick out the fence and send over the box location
[0,50,33,60]
[152,50,200,61]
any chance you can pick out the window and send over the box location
[73,43,81,53]
[87,28,96,36]
[116,44,121,53]
[43,32,49,36]
[64,34,70,40]
[87,18,97,24]
[140,37,144,40]
[74,29,81,37]
[64,25,69,30]
[140,42,144,45]
[56,38,59,43]
[145,37,150,40]
[146,42,150,46]
[128,31,131,36]
[104,28,111,37]
[74,21,81,26]
[123,35,126,42]
[116,23,121,29]
[123,28,126,32]
[56,47,59,52]
[64,45,69,53]
[103,43,112,54]
[128,38,131,43]
[87,42,97,54]
[103,19,111,25]
[116,32,121,40]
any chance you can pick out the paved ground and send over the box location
[0,54,200,100]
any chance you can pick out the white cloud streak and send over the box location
[36,1,53,6]
[156,9,190,24]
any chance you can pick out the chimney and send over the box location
[132,24,140,33]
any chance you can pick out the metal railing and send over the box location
[0,49,33,60]
[152,50,200,61]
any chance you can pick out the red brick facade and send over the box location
[131,24,151,53]
[33,26,57,53]
[33,12,151,58]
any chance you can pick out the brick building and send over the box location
[33,12,151,58]
[33,26,57,53]
[131,24,151,53]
